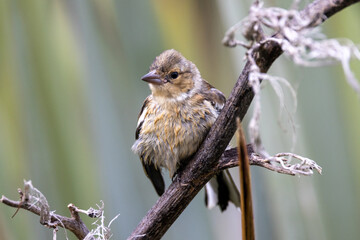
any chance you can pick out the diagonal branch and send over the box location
[128,0,359,239]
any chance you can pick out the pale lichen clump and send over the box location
[223,0,360,174]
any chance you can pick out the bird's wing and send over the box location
[135,96,165,196]
[201,80,241,211]
[135,96,151,140]
[201,80,226,112]
[141,157,165,196]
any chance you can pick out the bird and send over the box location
[131,49,240,211]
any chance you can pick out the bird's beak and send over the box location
[141,70,163,85]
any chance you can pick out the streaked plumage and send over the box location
[132,49,240,211]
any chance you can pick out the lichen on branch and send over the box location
[223,0,360,156]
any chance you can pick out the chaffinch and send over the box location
[132,49,240,211]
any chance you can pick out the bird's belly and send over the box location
[135,106,216,177]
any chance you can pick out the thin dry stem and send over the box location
[237,119,255,240]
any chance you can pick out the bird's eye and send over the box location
[170,72,179,79]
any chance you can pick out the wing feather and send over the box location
[201,80,226,112]
[141,158,165,196]
[135,96,150,140]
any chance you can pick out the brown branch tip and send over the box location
[0,180,119,240]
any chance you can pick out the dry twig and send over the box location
[0,180,118,240]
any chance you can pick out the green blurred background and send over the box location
[1,0,359,239]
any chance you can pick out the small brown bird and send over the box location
[132,49,240,211]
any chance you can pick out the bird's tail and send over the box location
[204,170,240,211]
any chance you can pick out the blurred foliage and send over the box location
[0,0,359,240]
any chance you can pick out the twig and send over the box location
[218,146,322,176]
[1,195,91,239]
[0,180,95,240]
[1,181,119,240]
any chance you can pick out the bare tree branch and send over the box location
[0,180,116,240]
[1,190,120,240]
[128,0,359,239]
[1,188,91,240]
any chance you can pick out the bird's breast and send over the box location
[136,98,218,177]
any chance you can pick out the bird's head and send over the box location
[141,49,201,100]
